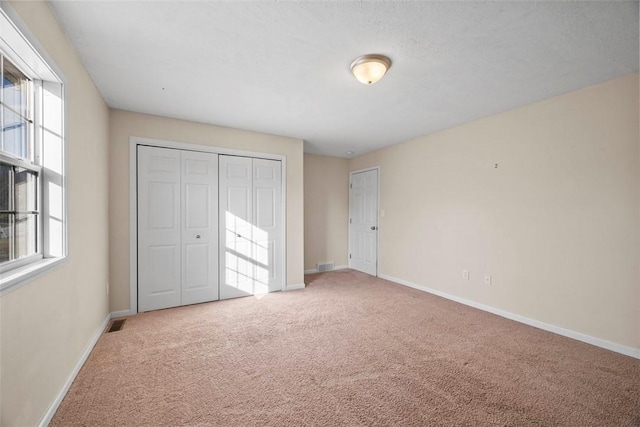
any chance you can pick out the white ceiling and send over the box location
[48,1,638,158]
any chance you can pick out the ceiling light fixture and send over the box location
[350,54,392,85]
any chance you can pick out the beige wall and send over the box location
[109,110,305,312]
[304,154,349,271]
[349,73,640,350]
[0,2,111,426]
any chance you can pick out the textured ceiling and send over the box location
[48,1,638,158]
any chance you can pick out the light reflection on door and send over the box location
[224,211,270,295]
[219,155,282,300]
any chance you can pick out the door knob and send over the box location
[196,235,201,239]
[371,226,377,231]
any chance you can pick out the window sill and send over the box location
[0,256,67,296]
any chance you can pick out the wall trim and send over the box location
[379,273,640,360]
[304,265,349,274]
[38,312,111,427]
[285,283,305,291]
[110,309,134,319]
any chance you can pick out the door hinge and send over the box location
[350,183,352,189]
[349,218,352,224]
[349,253,351,259]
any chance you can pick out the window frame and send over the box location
[0,4,67,295]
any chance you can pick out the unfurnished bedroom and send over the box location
[0,1,638,426]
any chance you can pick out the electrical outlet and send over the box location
[462,269,469,280]
[484,275,491,285]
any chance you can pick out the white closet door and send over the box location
[219,155,283,299]
[253,158,282,293]
[181,150,219,305]
[138,146,219,312]
[138,146,182,312]
[219,155,254,300]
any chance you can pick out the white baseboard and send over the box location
[110,309,134,318]
[285,283,305,291]
[38,312,111,427]
[379,274,640,360]
[304,265,349,274]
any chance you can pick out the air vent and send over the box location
[107,319,126,333]
[317,262,334,272]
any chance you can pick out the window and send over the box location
[0,5,66,293]
[0,55,41,270]
[0,164,40,263]
[3,57,33,159]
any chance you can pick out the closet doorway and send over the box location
[131,138,285,313]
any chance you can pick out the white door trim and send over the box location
[348,166,380,277]
[129,136,287,314]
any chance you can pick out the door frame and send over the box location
[348,166,380,277]
[128,136,287,314]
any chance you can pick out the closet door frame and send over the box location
[128,136,287,315]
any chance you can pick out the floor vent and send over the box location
[317,262,334,272]
[107,319,126,333]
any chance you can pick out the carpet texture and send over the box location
[51,270,640,426]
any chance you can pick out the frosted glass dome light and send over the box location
[350,54,392,85]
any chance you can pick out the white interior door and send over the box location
[181,150,219,305]
[138,146,182,311]
[219,155,282,299]
[349,168,378,276]
[138,146,219,312]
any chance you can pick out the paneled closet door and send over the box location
[253,158,282,293]
[138,146,219,312]
[219,155,282,300]
[181,150,219,305]
[219,155,254,300]
[138,146,182,312]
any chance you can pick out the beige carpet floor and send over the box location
[52,269,640,426]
